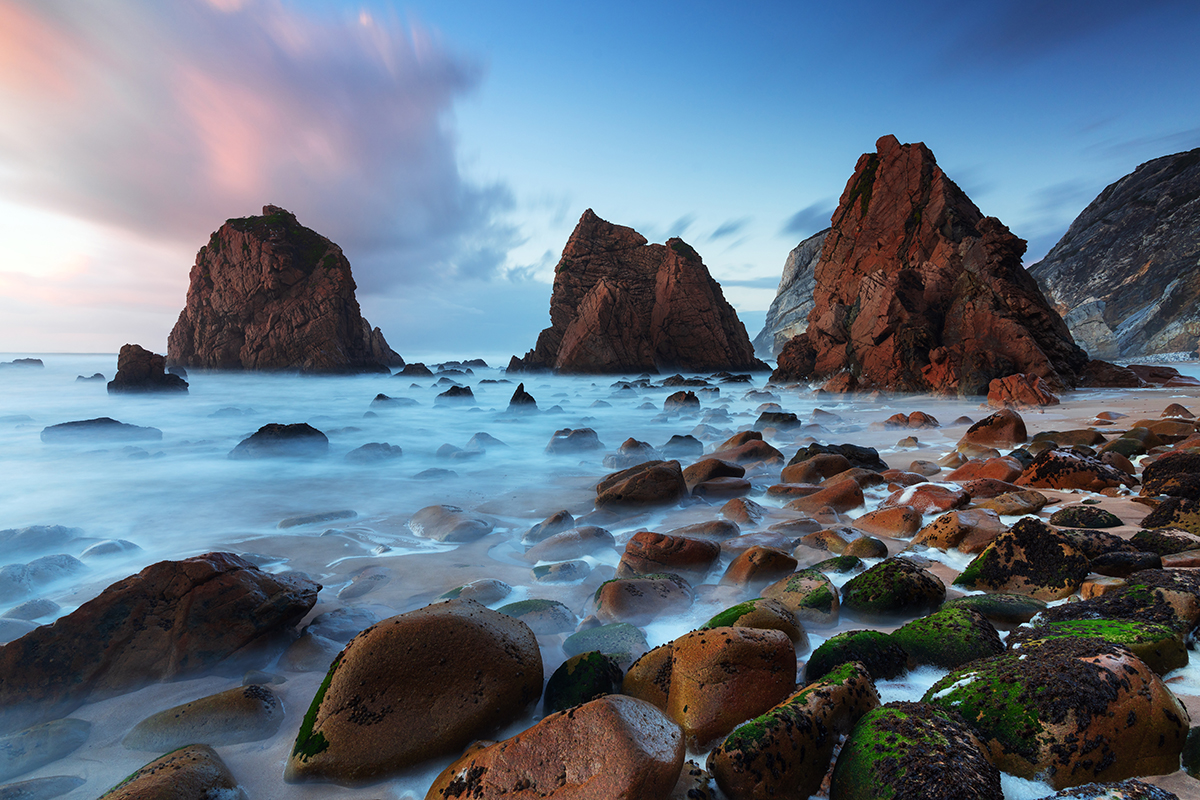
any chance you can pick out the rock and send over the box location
[770,135,1086,393]
[974,489,1049,516]
[563,623,649,669]
[958,408,1028,453]
[987,372,1059,408]
[1131,528,1200,555]
[522,510,576,544]
[953,518,1089,600]
[99,744,246,800]
[304,606,380,643]
[167,206,399,372]
[507,382,537,412]
[881,483,969,514]
[1036,569,1200,635]
[669,519,742,540]
[752,228,830,357]
[700,598,807,648]
[1,599,59,621]
[0,776,86,800]
[805,630,908,683]
[278,509,356,529]
[789,442,888,472]
[228,422,327,458]
[1141,452,1200,500]
[0,553,317,730]
[525,526,615,563]
[546,427,604,454]
[617,531,720,583]
[1029,145,1200,359]
[592,574,694,626]
[437,578,511,605]
[595,460,687,510]
[40,418,162,444]
[285,599,541,785]
[890,608,1003,669]
[435,385,475,406]
[106,344,188,394]
[344,442,402,463]
[840,558,945,621]
[426,695,684,800]
[1079,360,1147,388]
[532,560,590,583]
[1007,619,1187,676]
[1051,506,1124,528]
[509,210,767,373]
[786,479,865,514]
[762,569,840,626]
[543,651,624,714]
[337,566,391,600]
[664,390,700,412]
[683,458,745,492]
[1016,448,1134,492]
[910,509,1006,553]
[708,661,878,800]
[667,627,797,751]
[719,546,799,591]
[853,506,922,538]
[0,720,90,783]
[1141,497,1200,533]
[1044,780,1181,799]
[829,701,1001,800]
[0,359,43,369]
[942,593,1047,626]
[408,505,493,542]
[782,452,853,483]
[603,438,662,470]
[923,639,1189,789]
[123,684,283,751]
[661,434,704,459]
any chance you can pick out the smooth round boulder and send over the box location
[437,578,512,605]
[407,505,493,542]
[1043,779,1182,799]
[1006,619,1187,675]
[700,598,807,649]
[1051,506,1124,528]
[592,574,694,626]
[957,408,1027,452]
[617,531,720,583]
[923,638,1190,789]
[622,644,674,710]
[123,684,283,751]
[910,509,1005,554]
[425,695,684,800]
[524,526,615,562]
[1034,569,1200,635]
[762,569,840,626]
[890,608,1003,670]
[285,599,543,786]
[941,593,1047,626]
[228,423,327,459]
[595,460,688,510]
[1016,449,1134,492]
[99,745,243,800]
[0,719,90,784]
[829,701,1001,800]
[840,558,945,621]
[719,546,798,591]
[563,623,649,669]
[496,598,576,634]
[953,518,1090,600]
[543,651,624,714]
[804,630,908,684]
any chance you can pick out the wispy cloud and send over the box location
[781,202,833,238]
[710,217,750,240]
[0,0,515,290]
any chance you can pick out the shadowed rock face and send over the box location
[509,210,767,374]
[772,136,1087,395]
[752,228,829,358]
[1030,147,1200,359]
[168,206,402,373]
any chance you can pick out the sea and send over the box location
[3,352,1200,800]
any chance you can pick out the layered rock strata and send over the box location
[509,210,766,374]
[771,136,1087,394]
[752,228,829,358]
[1030,147,1200,358]
[168,206,402,373]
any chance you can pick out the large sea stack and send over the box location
[167,206,402,373]
[508,210,767,374]
[752,228,829,358]
[1030,147,1200,359]
[772,135,1087,395]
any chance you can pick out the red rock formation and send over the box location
[107,343,188,394]
[772,136,1087,394]
[509,210,767,374]
[168,206,402,373]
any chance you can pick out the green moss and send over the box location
[813,555,864,574]
[701,600,759,630]
[953,548,992,587]
[669,240,700,261]
[438,585,465,600]
[498,598,568,616]
[923,660,1043,760]
[804,583,835,612]
[844,154,880,218]
[291,653,342,762]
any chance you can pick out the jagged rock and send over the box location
[1030,146,1200,359]
[508,210,767,374]
[167,205,401,372]
[752,228,830,357]
[988,373,1059,408]
[107,344,188,394]
[771,136,1086,394]
[0,553,318,730]
[507,382,537,412]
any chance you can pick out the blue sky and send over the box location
[1,0,1198,359]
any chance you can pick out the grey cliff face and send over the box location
[1030,147,1200,359]
[752,228,829,358]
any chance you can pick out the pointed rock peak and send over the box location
[665,238,701,262]
[564,210,648,258]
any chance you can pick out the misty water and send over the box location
[4,352,1200,799]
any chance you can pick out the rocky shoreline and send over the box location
[4,359,1200,798]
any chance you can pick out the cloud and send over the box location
[781,202,834,238]
[0,0,514,290]
[710,217,750,240]
[668,214,696,237]
[1088,127,1200,165]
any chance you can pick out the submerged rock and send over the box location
[123,684,284,751]
[228,423,328,459]
[0,719,90,783]
[99,744,245,800]
[40,418,162,444]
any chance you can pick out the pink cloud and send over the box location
[0,0,513,290]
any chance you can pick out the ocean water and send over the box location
[2,352,1199,799]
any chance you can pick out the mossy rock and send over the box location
[812,555,866,574]
[700,597,807,650]
[805,630,908,684]
[942,594,1047,625]
[1006,619,1187,675]
[1044,778,1187,798]
[922,638,1189,788]
[843,535,888,559]
[840,558,945,621]
[1050,506,1123,529]
[890,608,1003,670]
[762,569,840,626]
[1142,452,1200,500]
[496,598,576,634]
[953,518,1089,600]
[1034,569,1200,635]
[1090,551,1163,578]
[622,643,673,709]
[1060,529,1139,559]
[542,651,623,714]
[1100,437,1149,459]
[1034,430,1107,447]
[1130,528,1200,555]
[1183,727,1200,779]
[562,623,648,669]
[828,701,1001,800]
[1140,496,1200,534]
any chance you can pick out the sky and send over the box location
[2,0,1199,360]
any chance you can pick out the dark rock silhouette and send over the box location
[509,210,767,374]
[168,206,402,373]
[107,344,188,394]
[771,136,1086,395]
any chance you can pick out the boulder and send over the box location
[700,598,807,648]
[719,546,799,591]
[407,505,493,542]
[542,651,624,715]
[958,408,1027,452]
[770,135,1086,393]
[123,684,284,751]
[524,526,615,563]
[40,418,162,444]
[762,569,840,626]
[546,427,604,454]
[890,608,1004,669]
[910,509,1006,553]
[99,744,245,800]
[0,719,90,783]
[107,344,188,394]
[805,630,908,683]
[941,593,1047,626]
[617,531,720,583]
[425,695,684,800]
[0,553,317,730]
[507,382,537,412]
[954,518,1089,600]
[1016,449,1134,492]
[1029,145,1200,359]
[563,623,649,670]
[167,206,399,372]
[509,210,767,373]
[987,372,1059,408]
[592,574,694,626]
[228,423,328,459]
[1007,619,1187,676]
[595,460,687,510]
[840,558,945,621]
[285,599,542,785]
